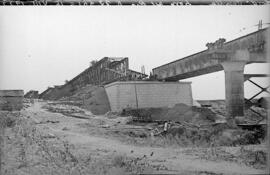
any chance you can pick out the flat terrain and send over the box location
[1,100,267,175]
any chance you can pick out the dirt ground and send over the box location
[0,100,268,175]
[59,85,111,115]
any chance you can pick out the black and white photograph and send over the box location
[0,4,270,175]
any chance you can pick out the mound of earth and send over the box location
[157,104,219,125]
[60,85,111,115]
[123,103,221,125]
[197,100,267,124]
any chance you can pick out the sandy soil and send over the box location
[12,100,266,175]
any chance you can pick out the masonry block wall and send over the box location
[0,90,24,111]
[105,81,192,112]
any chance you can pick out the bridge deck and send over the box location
[153,28,268,80]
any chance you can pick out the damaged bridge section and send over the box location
[39,57,147,100]
[152,28,269,120]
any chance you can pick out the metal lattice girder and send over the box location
[244,74,270,81]
[244,74,269,123]
[244,74,270,101]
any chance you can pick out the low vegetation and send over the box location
[0,112,158,175]
[0,99,267,174]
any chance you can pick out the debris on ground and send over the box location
[22,98,32,109]
[1,99,267,175]
[41,133,57,139]
[122,103,220,125]
[197,100,267,124]
[60,84,111,115]
[121,100,267,148]
[42,102,93,119]
[62,127,69,131]
[36,120,60,124]
[182,144,267,170]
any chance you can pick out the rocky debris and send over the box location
[67,113,92,119]
[45,103,86,113]
[183,144,267,170]
[214,128,264,146]
[239,148,267,169]
[146,118,266,147]
[62,127,69,131]
[101,124,110,128]
[42,133,56,139]
[24,90,39,99]
[0,111,19,128]
[197,100,267,124]
[122,108,163,122]
[3,99,267,175]
[22,98,32,108]
[122,103,220,125]
[164,103,193,122]
[43,99,267,148]
[43,103,93,119]
[104,111,122,119]
[36,120,60,124]
[111,116,133,125]
[60,85,111,115]
[151,164,168,171]
[118,102,266,147]
[57,100,83,106]
[124,101,267,146]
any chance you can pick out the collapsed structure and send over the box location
[38,57,193,112]
[24,90,39,99]
[39,57,147,100]
[37,28,269,119]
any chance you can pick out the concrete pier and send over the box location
[221,61,246,118]
[152,28,268,120]
[0,90,24,111]
[105,81,192,112]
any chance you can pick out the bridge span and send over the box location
[152,28,269,121]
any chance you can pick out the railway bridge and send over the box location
[152,28,269,121]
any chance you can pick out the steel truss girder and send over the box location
[244,74,270,123]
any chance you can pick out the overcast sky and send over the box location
[0,6,269,100]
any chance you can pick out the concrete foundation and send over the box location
[104,81,192,112]
[221,62,246,118]
[0,90,24,111]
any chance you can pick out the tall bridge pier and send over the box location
[222,61,246,118]
[152,28,269,120]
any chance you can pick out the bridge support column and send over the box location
[221,61,246,123]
